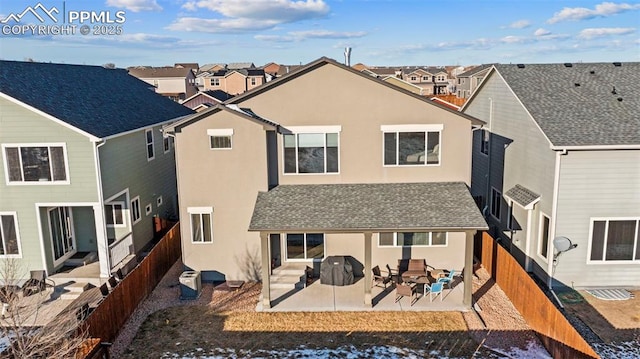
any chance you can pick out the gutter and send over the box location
[551,144,640,151]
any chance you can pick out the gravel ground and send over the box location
[110,260,548,358]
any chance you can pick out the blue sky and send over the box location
[0,0,638,67]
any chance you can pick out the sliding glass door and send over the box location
[48,207,76,265]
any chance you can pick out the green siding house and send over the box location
[0,60,193,280]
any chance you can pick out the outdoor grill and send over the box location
[320,255,354,286]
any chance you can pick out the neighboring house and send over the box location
[199,63,226,74]
[175,63,199,71]
[381,75,425,95]
[0,60,193,281]
[462,62,640,289]
[128,67,198,101]
[199,69,266,95]
[181,90,233,111]
[261,62,280,77]
[456,64,492,99]
[165,57,487,309]
[227,62,255,70]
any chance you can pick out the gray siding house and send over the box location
[165,58,487,310]
[0,60,193,281]
[462,62,640,289]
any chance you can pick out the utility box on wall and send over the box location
[179,270,201,300]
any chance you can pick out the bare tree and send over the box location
[0,259,88,358]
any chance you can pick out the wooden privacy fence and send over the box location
[83,222,181,343]
[475,232,599,359]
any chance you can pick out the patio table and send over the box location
[430,269,445,279]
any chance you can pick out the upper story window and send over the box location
[250,77,257,86]
[163,136,173,153]
[0,213,21,257]
[422,76,429,81]
[379,232,447,247]
[210,78,220,86]
[283,126,341,174]
[145,129,155,161]
[590,218,640,262]
[208,129,233,150]
[490,188,501,220]
[3,144,69,184]
[381,125,442,166]
[436,75,446,82]
[410,76,417,81]
[131,196,141,225]
[480,129,490,155]
[105,202,125,228]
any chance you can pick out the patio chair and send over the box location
[386,264,400,284]
[438,270,455,289]
[372,265,391,288]
[426,281,444,302]
[21,270,55,297]
[99,283,109,297]
[108,276,118,290]
[395,283,418,306]
[116,268,125,280]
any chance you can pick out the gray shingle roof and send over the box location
[0,60,194,138]
[249,182,487,232]
[493,62,640,147]
[504,185,540,208]
[128,66,193,78]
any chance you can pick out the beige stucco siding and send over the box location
[224,72,248,95]
[238,64,473,185]
[176,111,269,281]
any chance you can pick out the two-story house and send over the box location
[462,62,640,290]
[128,66,198,101]
[165,57,487,309]
[0,60,193,282]
[456,64,492,99]
[199,68,266,95]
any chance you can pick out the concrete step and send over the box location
[59,282,90,300]
[270,274,305,290]
[272,266,307,276]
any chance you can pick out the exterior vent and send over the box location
[590,70,595,74]
[612,86,617,95]
[617,97,623,102]
[613,62,622,67]
[516,64,525,69]
[574,83,580,87]
[564,63,573,67]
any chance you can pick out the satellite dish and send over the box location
[553,236,575,252]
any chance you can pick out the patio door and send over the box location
[285,233,324,261]
[48,206,76,266]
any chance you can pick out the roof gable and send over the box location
[0,61,194,138]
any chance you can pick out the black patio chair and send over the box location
[372,265,392,288]
[99,283,109,297]
[108,276,118,290]
[22,270,55,297]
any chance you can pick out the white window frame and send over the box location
[284,233,325,261]
[480,129,490,156]
[282,126,341,175]
[145,204,152,216]
[250,77,257,86]
[105,201,126,228]
[506,203,514,230]
[0,212,22,258]
[377,232,448,247]
[163,136,173,154]
[157,196,163,207]
[2,143,70,185]
[538,213,550,261]
[587,217,640,264]
[145,129,155,161]
[207,129,233,150]
[381,124,443,167]
[187,207,213,244]
[131,196,141,225]
[210,78,220,87]
[490,187,501,220]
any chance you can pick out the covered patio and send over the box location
[249,182,488,311]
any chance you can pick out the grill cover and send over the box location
[320,256,354,286]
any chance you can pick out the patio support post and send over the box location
[363,232,373,306]
[92,203,111,278]
[260,231,271,309]
[463,230,476,308]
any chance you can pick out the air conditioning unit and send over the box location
[179,271,201,300]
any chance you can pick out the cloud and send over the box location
[534,28,551,36]
[106,0,162,12]
[501,36,531,44]
[507,20,531,29]
[578,27,636,39]
[548,2,640,24]
[174,0,329,32]
[255,29,366,42]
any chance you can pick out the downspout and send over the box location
[483,98,493,218]
[94,139,111,277]
[548,148,568,307]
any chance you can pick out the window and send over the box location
[286,233,324,259]
[105,202,125,227]
[3,144,68,184]
[284,127,340,174]
[490,188,501,220]
[379,232,448,247]
[422,76,429,81]
[145,129,155,161]
[210,78,220,86]
[250,77,257,86]
[0,213,21,257]
[208,129,233,150]
[539,214,550,259]
[188,207,213,243]
[410,76,417,81]
[506,204,514,230]
[480,130,490,155]
[590,218,640,262]
[157,196,163,207]
[145,204,152,216]
[382,125,442,166]
[163,136,173,153]
[131,196,141,224]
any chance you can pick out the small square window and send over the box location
[157,196,163,207]
[208,129,233,150]
[145,204,152,216]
